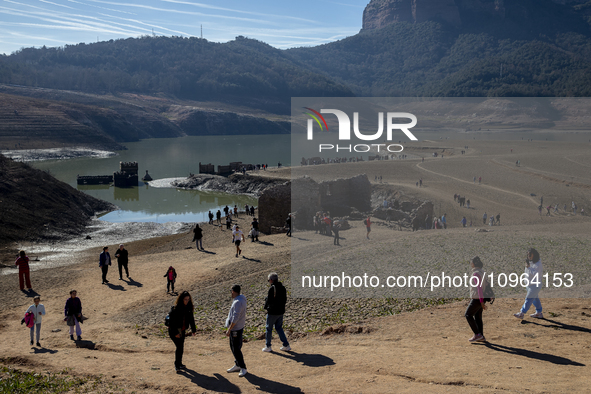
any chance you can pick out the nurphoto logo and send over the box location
[304,107,418,153]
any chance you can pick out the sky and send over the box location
[0,0,369,55]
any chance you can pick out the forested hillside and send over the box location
[0,36,353,114]
[1,0,591,117]
[286,0,591,97]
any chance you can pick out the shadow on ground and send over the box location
[481,342,585,366]
[179,369,240,393]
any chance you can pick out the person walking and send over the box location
[461,216,467,227]
[514,248,543,319]
[232,225,245,257]
[365,216,372,239]
[164,266,177,294]
[251,218,260,242]
[114,244,129,280]
[286,214,292,237]
[250,206,255,216]
[216,210,222,225]
[262,273,291,353]
[99,246,111,285]
[333,223,341,245]
[168,291,197,373]
[482,212,487,225]
[226,284,247,377]
[15,250,32,291]
[25,296,45,346]
[441,214,447,229]
[192,224,204,251]
[466,256,488,342]
[208,211,214,225]
[64,290,82,341]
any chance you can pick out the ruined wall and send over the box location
[319,174,372,216]
[259,181,291,234]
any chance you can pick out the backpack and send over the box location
[164,306,174,327]
[363,219,367,225]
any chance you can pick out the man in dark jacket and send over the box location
[114,244,129,280]
[262,273,290,352]
[99,246,111,285]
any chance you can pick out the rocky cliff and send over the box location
[362,0,574,31]
[363,0,462,30]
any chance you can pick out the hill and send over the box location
[0,154,113,263]
[286,0,591,96]
[0,36,354,115]
[1,0,591,147]
[0,85,291,150]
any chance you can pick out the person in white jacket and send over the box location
[25,296,46,346]
[514,248,543,319]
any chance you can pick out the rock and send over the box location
[362,0,462,30]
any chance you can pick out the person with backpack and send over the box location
[514,248,543,319]
[15,250,32,291]
[167,291,197,373]
[25,295,45,346]
[64,290,82,341]
[208,211,214,225]
[262,273,291,353]
[164,266,177,294]
[192,224,204,251]
[465,256,492,343]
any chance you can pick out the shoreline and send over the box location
[0,219,193,274]
[1,147,117,162]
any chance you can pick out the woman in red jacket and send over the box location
[15,250,32,291]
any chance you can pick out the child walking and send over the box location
[465,256,489,342]
[164,266,177,294]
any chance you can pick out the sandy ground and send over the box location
[2,138,591,393]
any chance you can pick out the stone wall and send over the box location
[258,181,291,234]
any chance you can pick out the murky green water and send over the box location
[31,135,291,223]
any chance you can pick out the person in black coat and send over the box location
[168,291,197,372]
[192,224,204,251]
[262,273,290,352]
[114,244,129,280]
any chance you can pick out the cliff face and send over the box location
[363,0,462,30]
[362,0,571,31]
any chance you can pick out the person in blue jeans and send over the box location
[262,272,291,352]
[514,248,543,319]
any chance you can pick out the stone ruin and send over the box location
[258,174,434,233]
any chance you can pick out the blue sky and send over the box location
[0,0,368,55]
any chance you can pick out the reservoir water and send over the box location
[31,135,291,223]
